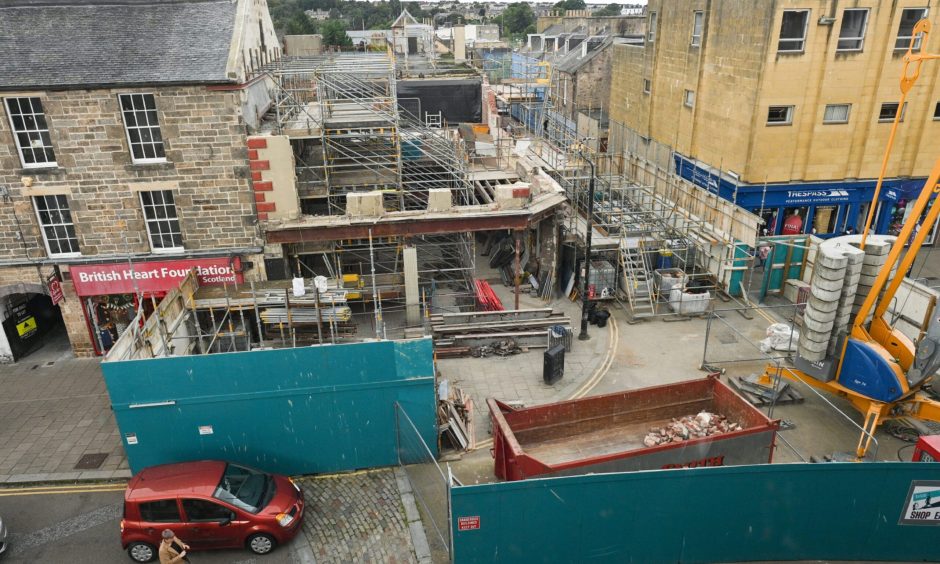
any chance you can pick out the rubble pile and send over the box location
[643,411,741,447]
[470,339,522,358]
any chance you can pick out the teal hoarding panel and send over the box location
[102,339,436,475]
[451,462,940,563]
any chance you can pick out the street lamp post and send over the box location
[578,147,596,341]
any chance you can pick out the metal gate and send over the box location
[395,401,451,560]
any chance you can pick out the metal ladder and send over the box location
[620,244,656,318]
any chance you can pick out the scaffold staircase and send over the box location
[620,244,656,318]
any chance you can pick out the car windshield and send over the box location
[212,464,274,514]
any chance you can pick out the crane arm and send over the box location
[853,19,940,333]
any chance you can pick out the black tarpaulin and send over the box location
[397,78,482,124]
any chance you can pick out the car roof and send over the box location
[126,460,227,501]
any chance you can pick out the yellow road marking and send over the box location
[0,483,127,496]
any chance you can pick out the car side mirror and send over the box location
[218,516,232,526]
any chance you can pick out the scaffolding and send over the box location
[490,42,762,319]
[267,52,475,214]
[258,52,480,326]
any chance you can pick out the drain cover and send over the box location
[75,453,109,470]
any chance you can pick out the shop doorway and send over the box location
[84,293,158,355]
[0,290,67,363]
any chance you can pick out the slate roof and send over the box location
[555,36,613,74]
[0,0,238,90]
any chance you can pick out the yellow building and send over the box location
[609,0,940,241]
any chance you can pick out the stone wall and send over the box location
[573,44,613,118]
[0,85,259,260]
[0,84,264,358]
[607,0,940,185]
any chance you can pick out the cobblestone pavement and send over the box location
[297,468,418,564]
[0,329,128,482]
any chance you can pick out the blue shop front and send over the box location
[675,154,937,244]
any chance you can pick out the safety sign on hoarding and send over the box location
[899,480,940,525]
[457,516,480,531]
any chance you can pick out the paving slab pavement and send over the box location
[0,329,128,484]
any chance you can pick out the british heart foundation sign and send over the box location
[48,275,64,305]
[70,258,242,296]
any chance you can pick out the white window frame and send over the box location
[643,79,651,94]
[118,93,167,164]
[33,195,80,258]
[878,102,907,123]
[836,8,869,52]
[140,190,184,253]
[767,105,794,126]
[648,12,657,43]
[823,104,851,124]
[684,89,695,108]
[691,11,704,47]
[895,7,929,51]
[778,10,810,53]
[5,96,57,169]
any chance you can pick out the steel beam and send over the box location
[265,214,533,243]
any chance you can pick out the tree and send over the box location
[389,0,402,19]
[284,12,319,35]
[500,2,535,37]
[320,19,352,46]
[552,0,587,11]
[594,3,621,17]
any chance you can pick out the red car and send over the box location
[120,460,305,562]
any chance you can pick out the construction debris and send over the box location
[642,411,741,447]
[431,308,571,357]
[470,339,522,358]
[439,382,474,451]
[730,373,805,407]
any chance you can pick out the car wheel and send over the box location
[127,541,156,562]
[247,533,276,555]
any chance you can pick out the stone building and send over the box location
[608,0,940,241]
[0,0,279,361]
[553,37,615,123]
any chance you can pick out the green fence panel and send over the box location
[102,338,436,475]
[451,462,940,563]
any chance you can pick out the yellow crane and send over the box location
[761,19,940,459]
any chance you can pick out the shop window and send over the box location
[140,190,183,251]
[684,89,695,108]
[691,11,704,47]
[813,206,838,234]
[5,97,57,168]
[837,9,869,51]
[778,10,809,53]
[878,102,906,122]
[33,195,80,257]
[823,104,850,124]
[119,93,166,163]
[781,207,807,235]
[767,105,794,125]
[895,7,929,51]
[648,12,657,43]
